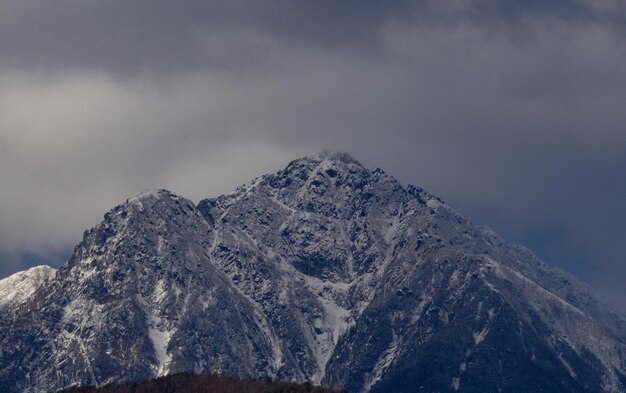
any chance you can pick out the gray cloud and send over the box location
[0,1,413,76]
[0,1,624,312]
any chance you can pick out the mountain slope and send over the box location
[0,265,56,310]
[1,152,624,393]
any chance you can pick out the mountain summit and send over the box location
[1,153,624,393]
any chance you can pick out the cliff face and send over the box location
[1,152,624,393]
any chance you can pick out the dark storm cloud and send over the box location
[0,0,413,75]
[2,0,623,76]
[0,1,624,311]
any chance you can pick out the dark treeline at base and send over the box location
[56,373,349,393]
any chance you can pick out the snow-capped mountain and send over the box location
[0,266,56,310]
[1,152,624,393]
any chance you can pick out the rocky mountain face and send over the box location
[1,152,624,393]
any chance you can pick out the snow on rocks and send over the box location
[0,265,56,309]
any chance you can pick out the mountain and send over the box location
[0,265,56,310]
[1,152,624,393]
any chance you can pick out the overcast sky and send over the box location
[1,0,624,312]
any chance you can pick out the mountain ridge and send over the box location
[1,152,624,393]
[0,265,56,310]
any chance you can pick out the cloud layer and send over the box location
[1,1,625,311]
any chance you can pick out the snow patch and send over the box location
[558,354,577,379]
[475,301,483,320]
[147,313,173,377]
[363,329,401,393]
[134,283,174,377]
[297,270,354,383]
[473,308,495,345]
[451,377,460,391]
[426,198,444,209]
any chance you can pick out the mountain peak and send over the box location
[0,265,56,309]
[119,189,196,216]
[285,151,364,172]
[127,189,181,204]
